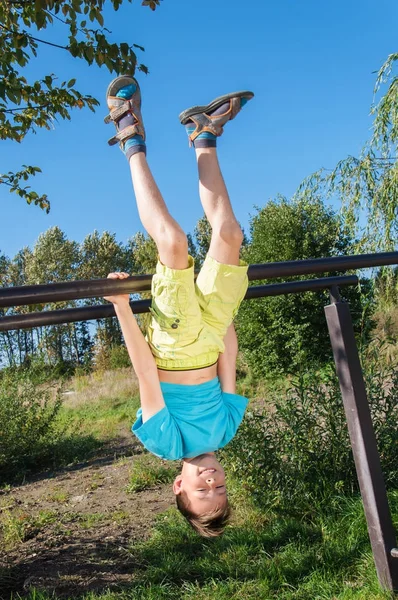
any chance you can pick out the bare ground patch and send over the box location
[0,436,175,599]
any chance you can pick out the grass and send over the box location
[3,365,398,599]
[126,454,179,493]
[0,509,59,550]
[57,367,140,441]
[13,491,398,599]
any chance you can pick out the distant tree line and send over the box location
[0,196,373,377]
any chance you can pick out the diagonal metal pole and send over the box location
[325,286,398,591]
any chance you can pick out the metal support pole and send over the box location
[325,289,398,591]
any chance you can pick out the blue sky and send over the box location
[1,0,398,261]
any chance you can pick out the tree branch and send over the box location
[0,24,68,50]
[2,104,53,113]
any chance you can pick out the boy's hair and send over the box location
[176,492,231,538]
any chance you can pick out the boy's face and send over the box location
[173,453,227,515]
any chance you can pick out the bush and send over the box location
[236,196,372,376]
[222,357,398,512]
[0,372,62,481]
[94,344,131,371]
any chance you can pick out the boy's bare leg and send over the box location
[128,153,188,270]
[195,147,243,266]
[106,75,188,271]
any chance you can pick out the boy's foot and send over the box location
[105,75,146,159]
[180,91,254,148]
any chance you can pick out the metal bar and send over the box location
[0,275,358,332]
[248,251,398,280]
[0,252,396,308]
[325,296,398,591]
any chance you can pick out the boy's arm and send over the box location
[113,301,166,422]
[217,322,238,394]
[103,271,166,423]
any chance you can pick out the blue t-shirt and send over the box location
[132,377,248,460]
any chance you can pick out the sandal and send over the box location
[179,90,254,142]
[104,75,146,148]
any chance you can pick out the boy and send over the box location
[104,76,253,537]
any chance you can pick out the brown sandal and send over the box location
[104,75,146,148]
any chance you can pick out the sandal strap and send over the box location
[187,98,241,142]
[107,123,145,147]
[104,83,146,144]
[104,99,134,125]
[189,114,222,141]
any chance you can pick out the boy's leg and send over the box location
[195,147,242,266]
[180,91,254,266]
[128,153,188,270]
[106,76,188,270]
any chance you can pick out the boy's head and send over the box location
[173,453,230,537]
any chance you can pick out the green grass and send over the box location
[56,393,140,442]
[126,454,179,492]
[13,492,398,600]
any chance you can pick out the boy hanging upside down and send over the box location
[103,76,254,537]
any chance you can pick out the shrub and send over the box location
[94,343,131,371]
[236,196,372,376]
[0,371,62,481]
[222,357,398,512]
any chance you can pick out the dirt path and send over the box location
[0,438,175,599]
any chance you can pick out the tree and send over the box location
[24,226,80,365]
[296,53,398,253]
[78,230,132,355]
[236,195,370,377]
[0,0,161,211]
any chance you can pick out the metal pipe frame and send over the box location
[325,288,398,590]
[0,251,397,309]
[0,275,358,332]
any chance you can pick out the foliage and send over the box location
[126,454,178,492]
[94,342,131,371]
[236,195,371,376]
[0,0,161,210]
[0,370,62,481]
[128,231,158,274]
[193,215,212,266]
[222,356,398,512]
[295,53,398,252]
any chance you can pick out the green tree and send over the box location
[296,53,398,253]
[0,251,14,367]
[1,247,36,367]
[0,0,161,211]
[237,195,370,377]
[25,226,80,365]
[27,226,79,283]
[78,230,130,280]
[128,231,158,275]
[78,230,132,357]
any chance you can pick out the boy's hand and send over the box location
[104,272,131,306]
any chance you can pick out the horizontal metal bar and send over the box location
[245,275,358,299]
[0,252,395,309]
[248,251,398,280]
[0,275,152,308]
[0,275,358,332]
